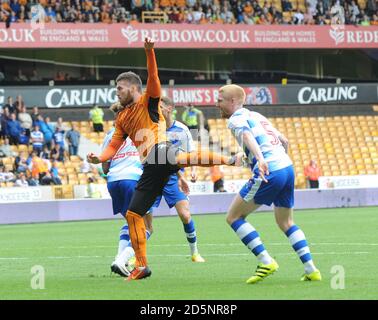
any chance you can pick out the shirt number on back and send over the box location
[260,121,279,145]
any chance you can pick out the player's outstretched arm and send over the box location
[87,138,122,164]
[144,37,160,98]
[87,125,124,163]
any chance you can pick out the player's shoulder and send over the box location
[232,107,250,118]
[228,108,249,126]
[106,127,115,136]
[171,120,189,132]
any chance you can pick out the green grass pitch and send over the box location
[0,206,377,300]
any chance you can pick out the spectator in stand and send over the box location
[360,14,370,25]
[316,1,327,18]
[35,115,54,149]
[14,152,30,174]
[54,71,66,81]
[40,145,51,159]
[4,97,16,114]
[51,143,65,162]
[209,165,226,192]
[322,0,331,11]
[65,124,81,156]
[55,116,65,131]
[186,0,197,8]
[10,0,21,16]
[367,0,376,15]
[30,125,44,154]
[1,0,374,27]
[304,159,322,189]
[181,104,203,140]
[194,72,206,80]
[43,116,55,148]
[53,126,65,148]
[50,160,63,185]
[30,69,42,81]
[282,0,293,12]
[169,6,181,23]
[29,151,49,183]
[31,106,40,125]
[0,166,15,183]
[349,0,360,23]
[86,176,102,198]
[13,95,24,116]
[45,5,57,22]
[14,172,29,187]
[40,171,55,185]
[89,104,104,132]
[371,13,378,25]
[0,107,10,139]
[19,129,29,145]
[293,8,305,24]
[330,0,345,24]
[6,113,22,145]
[18,105,33,137]
[0,137,15,158]
[14,69,28,82]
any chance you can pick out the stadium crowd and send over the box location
[0,95,96,187]
[0,0,377,26]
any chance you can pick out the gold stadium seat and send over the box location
[204,115,378,186]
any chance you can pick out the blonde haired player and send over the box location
[217,84,321,283]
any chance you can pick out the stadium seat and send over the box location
[205,114,378,187]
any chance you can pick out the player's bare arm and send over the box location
[177,170,190,195]
[278,134,289,154]
[102,161,110,175]
[87,152,102,164]
[144,37,154,50]
[145,37,160,98]
[242,131,269,182]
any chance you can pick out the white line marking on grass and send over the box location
[52,242,378,249]
[0,251,369,261]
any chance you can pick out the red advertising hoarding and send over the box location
[1,23,377,49]
[164,86,277,106]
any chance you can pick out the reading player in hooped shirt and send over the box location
[87,38,242,281]
[217,84,321,284]
[150,96,205,263]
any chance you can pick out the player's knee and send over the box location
[277,220,293,233]
[226,213,236,226]
[147,225,154,235]
[179,210,191,224]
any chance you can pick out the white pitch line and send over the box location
[51,242,378,249]
[0,251,370,261]
[0,242,377,252]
